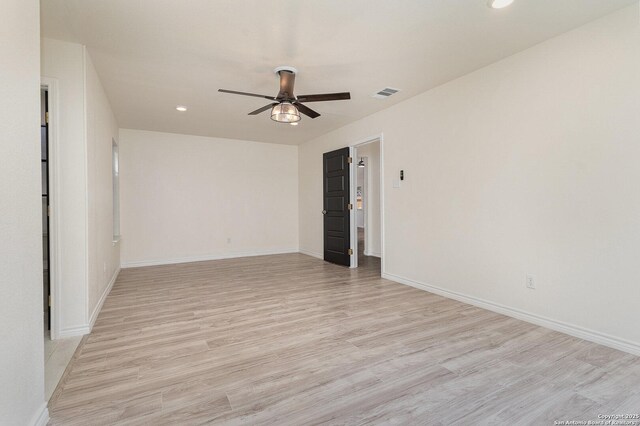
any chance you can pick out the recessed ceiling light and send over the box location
[488,0,514,9]
[290,122,299,126]
[176,105,187,112]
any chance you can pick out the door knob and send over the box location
[322,210,327,215]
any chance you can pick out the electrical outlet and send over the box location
[526,274,536,289]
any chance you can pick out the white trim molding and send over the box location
[121,248,299,268]
[29,403,49,426]
[58,267,121,337]
[299,249,323,260]
[89,267,120,329]
[57,324,91,339]
[348,133,385,273]
[382,272,640,357]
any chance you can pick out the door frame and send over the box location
[41,77,60,340]
[349,133,384,272]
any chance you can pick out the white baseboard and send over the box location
[89,267,120,329]
[382,272,640,357]
[57,324,90,338]
[30,402,49,426]
[121,248,299,268]
[299,248,323,260]
[54,269,121,339]
[363,250,381,258]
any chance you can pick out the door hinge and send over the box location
[347,203,353,210]
[348,248,353,255]
[48,295,51,307]
[45,112,49,124]
[347,156,352,164]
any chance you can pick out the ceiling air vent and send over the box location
[373,87,400,99]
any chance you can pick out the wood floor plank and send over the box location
[48,253,640,425]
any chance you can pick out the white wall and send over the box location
[0,0,48,424]
[85,52,121,325]
[299,5,640,353]
[41,38,88,335]
[41,38,121,335]
[357,142,381,257]
[120,129,299,267]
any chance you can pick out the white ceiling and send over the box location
[41,0,636,145]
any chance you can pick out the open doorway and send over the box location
[351,138,382,272]
[41,79,83,401]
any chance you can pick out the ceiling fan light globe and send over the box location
[488,0,514,9]
[270,102,301,123]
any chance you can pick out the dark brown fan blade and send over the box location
[277,71,296,99]
[218,89,276,100]
[295,102,320,119]
[296,92,351,103]
[248,103,277,115]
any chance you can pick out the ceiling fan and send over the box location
[218,66,351,124]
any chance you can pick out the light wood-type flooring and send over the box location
[49,253,640,425]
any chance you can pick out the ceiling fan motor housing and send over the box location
[274,66,298,76]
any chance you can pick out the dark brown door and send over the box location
[41,89,51,330]
[323,147,351,266]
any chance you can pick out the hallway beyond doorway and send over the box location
[358,227,380,270]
